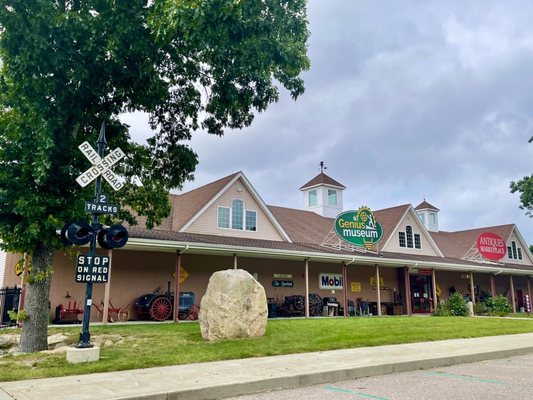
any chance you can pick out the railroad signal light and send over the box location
[60,221,94,246]
[97,224,129,249]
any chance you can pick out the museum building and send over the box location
[2,170,533,322]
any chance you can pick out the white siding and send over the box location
[185,178,286,241]
[505,232,533,265]
[382,212,440,256]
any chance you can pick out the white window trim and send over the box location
[398,226,422,250]
[217,206,230,229]
[217,200,258,233]
[245,210,258,232]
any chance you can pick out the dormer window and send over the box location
[508,241,523,260]
[217,207,230,228]
[217,200,257,232]
[309,190,317,207]
[417,213,425,223]
[430,213,436,225]
[231,199,244,230]
[399,225,421,249]
[245,211,257,231]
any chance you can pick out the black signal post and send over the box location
[79,125,106,348]
[62,122,128,349]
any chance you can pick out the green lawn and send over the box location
[1,316,533,382]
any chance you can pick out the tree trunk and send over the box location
[19,243,54,353]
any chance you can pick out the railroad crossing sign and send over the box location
[75,141,125,191]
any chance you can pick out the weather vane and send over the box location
[319,161,327,173]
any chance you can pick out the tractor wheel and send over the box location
[309,294,323,316]
[149,296,172,321]
[118,308,130,322]
[188,305,200,320]
[293,295,305,311]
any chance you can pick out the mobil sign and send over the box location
[477,232,506,261]
[319,273,343,289]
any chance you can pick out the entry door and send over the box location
[410,275,433,313]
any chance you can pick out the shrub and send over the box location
[485,295,512,316]
[433,292,468,316]
[474,301,488,315]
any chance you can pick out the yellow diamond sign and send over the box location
[172,266,189,283]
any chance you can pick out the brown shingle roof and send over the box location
[267,204,409,249]
[373,204,410,248]
[430,224,514,259]
[268,206,333,244]
[126,226,533,273]
[126,173,532,273]
[415,200,440,211]
[170,172,240,231]
[299,172,346,190]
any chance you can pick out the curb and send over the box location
[120,346,533,400]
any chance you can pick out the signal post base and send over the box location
[66,346,100,364]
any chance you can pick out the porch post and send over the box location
[304,259,309,318]
[173,250,182,322]
[404,267,411,315]
[510,275,516,314]
[431,268,438,312]
[490,274,496,298]
[233,254,238,269]
[343,262,348,318]
[526,276,531,304]
[469,272,475,306]
[102,249,113,324]
[376,264,381,316]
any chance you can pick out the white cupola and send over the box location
[300,167,346,218]
[415,200,440,232]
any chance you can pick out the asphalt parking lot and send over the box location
[227,353,533,400]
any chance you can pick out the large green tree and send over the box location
[0,0,309,352]
[510,137,533,218]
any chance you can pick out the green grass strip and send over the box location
[1,316,533,381]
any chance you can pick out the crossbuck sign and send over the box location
[75,141,125,191]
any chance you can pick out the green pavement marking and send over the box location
[426,371,507,385]
[324,386,391,400]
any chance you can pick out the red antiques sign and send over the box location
[476,232,506,261]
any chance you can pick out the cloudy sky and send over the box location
[122,1,533,243]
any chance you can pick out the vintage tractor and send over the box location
[134,282,199,321]
[277,293,323,317]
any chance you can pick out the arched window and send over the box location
[406,225,414,248]
[231,199,244,230]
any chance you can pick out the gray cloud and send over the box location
[124,1,533,242]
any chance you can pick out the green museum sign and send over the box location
[334,206,383,249]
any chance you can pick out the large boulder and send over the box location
[199,269,267,341]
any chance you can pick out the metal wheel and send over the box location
[293,296,304,311]
[178,311,188,320]
[118,308,130,322]
[309,293,322,316]
[188,305,200,320]
[149,296,172,321]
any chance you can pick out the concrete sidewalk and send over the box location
[2,333,533,400]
